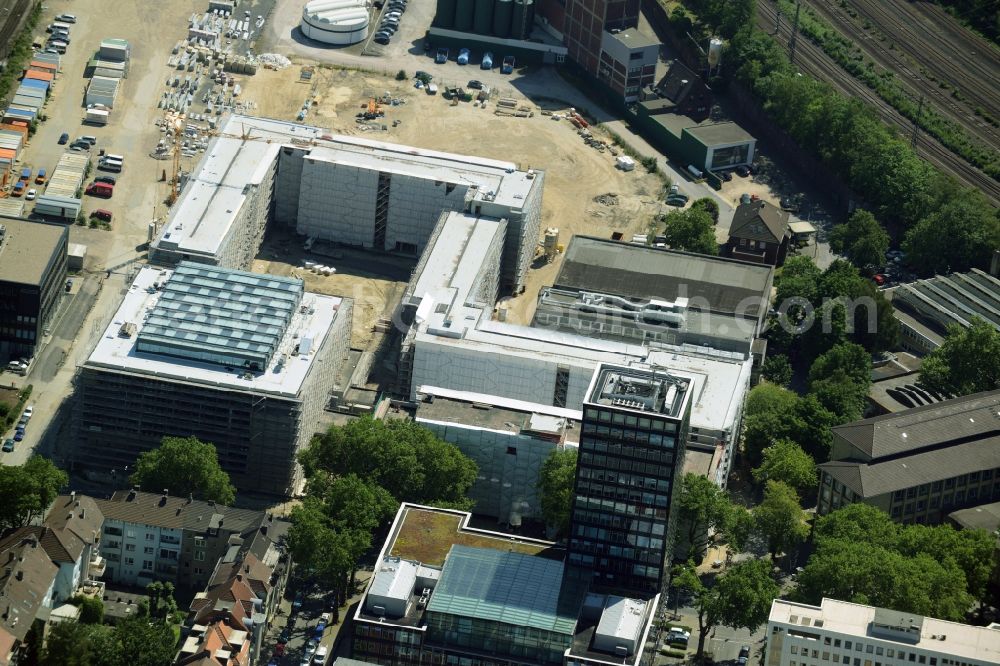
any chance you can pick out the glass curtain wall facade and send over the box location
[567,365,690,595]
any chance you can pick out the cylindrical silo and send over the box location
[454,0,474,31]
[511,0,532,39]
[493,0,512,37]
[435,0,456,28]
[473,0,493,34]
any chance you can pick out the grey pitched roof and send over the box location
[819,436,1000,498]
[948,502,1000,533]
[44,494,104,561]
[729,201,789,244]
[0,536,58,641]
[94,490,264,535]
[832,389,1000,461]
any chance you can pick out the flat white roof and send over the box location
[83,266,343,398]
[417,324,750,434]
[153,114,539,260]
[770,598,1000,663]
[410,212,505,316]
[596,596,646,644]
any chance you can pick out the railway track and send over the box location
[755,0,1000,206]
[848,0,1000,118]
[798,0,999,150]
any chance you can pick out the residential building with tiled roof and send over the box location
[178,514,289,666]
[817,390,1000,524]
[94,489,269,589]
[727,200,790,266]
[0,534,58,665]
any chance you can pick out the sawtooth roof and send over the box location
[832,389,1000,461]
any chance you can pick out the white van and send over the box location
[104,153,125,163]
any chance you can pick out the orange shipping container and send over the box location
[24,70,54,82]
[28,60,57,72]
[0,149,16,160]
[0,124,28,141]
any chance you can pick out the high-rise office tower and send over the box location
[568,364,691,595]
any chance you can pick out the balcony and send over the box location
[89,554,106,578]
[77,579,105,599]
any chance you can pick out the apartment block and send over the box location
[0,218,68,363]
[765,598,1000,666]
[76,263,352,496]
[94,489,279,590]
[567,364,690,595]
[817,390,1000,524]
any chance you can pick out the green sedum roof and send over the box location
[426,545,582,635]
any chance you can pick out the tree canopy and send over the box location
[537,448,577,538]
[659,207,719,255]
[293,418,478,613]
[752,439,817,497]
[131,436,235,505]
[299,416,478,509]
[796,504,994,618]
[742,384,836,464]
[674,558,779,658]
[0,455,67,531]
[903,194,1000,276]
[41,616,177,666]
[753,480,809,559]
[760,354,792,387]
[919,318,1000,397]
[677,473,737,558]
[829,209,890,271]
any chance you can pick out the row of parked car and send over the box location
[372,0,407,45]
[6,405,33,449]
[43,14,77,55]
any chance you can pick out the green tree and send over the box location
[311,473,398,532]
[795,540,971,621]
[131,436,235,505]
[761,354,792,386]
[829,209,890,271]
[70,594,105,624]
[903,194,1000,276]
[813,503,899,550]
[537,448,577,538]
[115,615,178,666]
[0,455,68,531]
[920,318,1000,396]
[691,197,720,224]
[897,523,997,607]
[752,439,817,496]
[675,559,779,658]
[41,621,103,666]
[742,383,803,465]
[300,417,478,509]
[807,342,872,423]
[677,473,734,559]
[660,208,719,255]
[753,481,809,560]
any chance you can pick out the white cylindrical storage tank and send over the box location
[708,37,723,67]
[301,0,370,45]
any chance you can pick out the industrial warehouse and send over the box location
[75,262,353,496]
[150,114,545,293]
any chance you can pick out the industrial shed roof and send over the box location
[0,218,67,286]
[555,235,773,316]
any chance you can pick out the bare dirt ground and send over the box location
[242,65,666,325]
